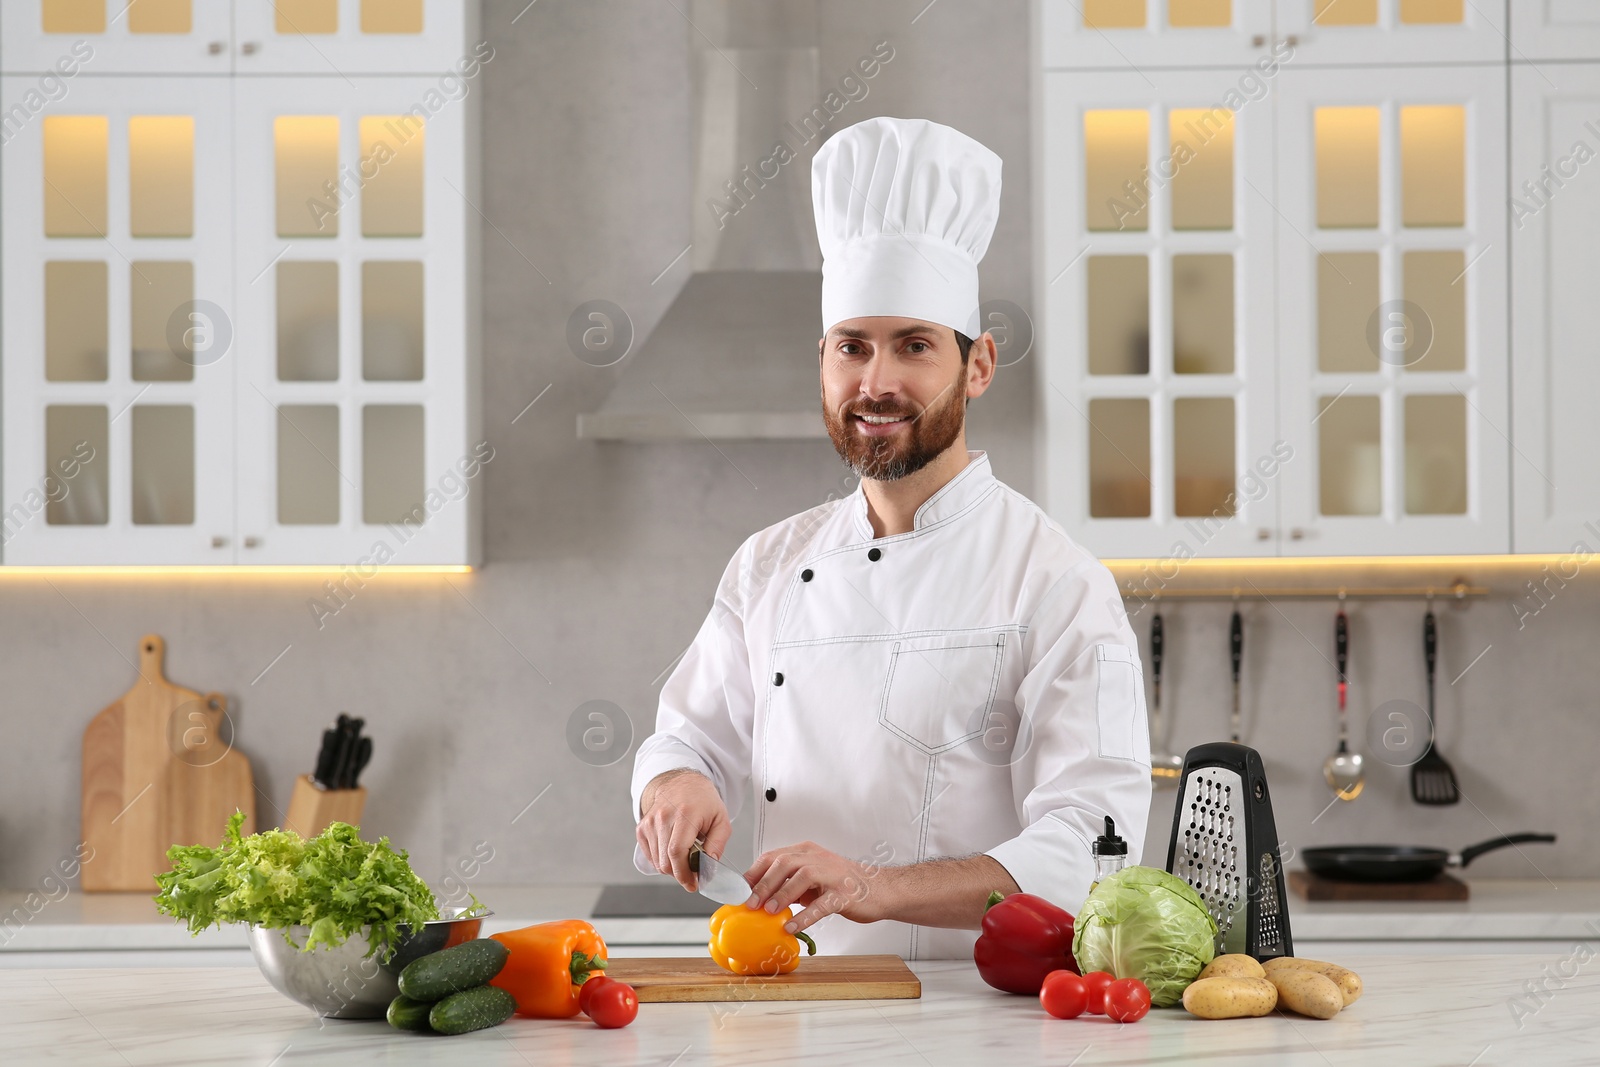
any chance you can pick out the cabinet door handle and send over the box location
[1256,527,1272,541]
[207,41,225,55]
[1284,34,1299,47]
[1251,34,1266,46]
[241,41,260,55]
[211,535,229,548]
[1290,527,1306,541]
[244,536,261,549]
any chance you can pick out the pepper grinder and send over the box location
[1091,816,1129,890]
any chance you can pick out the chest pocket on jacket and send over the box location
[878,632,1007,755]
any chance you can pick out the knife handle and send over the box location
[1335,610,1348,684]
[313,728,338,787]
[1230,610,1243,683]
[1150,612,1163,681]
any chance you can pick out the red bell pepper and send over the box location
[973,890,1078,995]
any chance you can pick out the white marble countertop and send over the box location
[4,880,1598,954]
[5,954,1596,1066]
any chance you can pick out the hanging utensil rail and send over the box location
[1119,581,1485,602]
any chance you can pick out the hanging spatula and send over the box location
[1410,608,1460,805]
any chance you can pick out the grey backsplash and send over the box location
[2,1,1586,893]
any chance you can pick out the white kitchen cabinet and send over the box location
[1038,69,1282,558]
[1038,0,1505,71]
[1274,0,1506,66]
[0,10,483,566]
[231,77,478,565]
[0,0,233,74]
[0,77,238,564]
[1037,0,1276,71]
[232,0,476,75]
[1,1,473,76]
[1036,7,1516,559]
[1273,65,1509,556]
[1509,63,1600,554]
[1509,1,1600,62]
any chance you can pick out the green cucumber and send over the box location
[386,994,434,1032]
[397,938,510,1001]
[428,984,518,1036]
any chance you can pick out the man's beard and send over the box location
[822,366,967,482]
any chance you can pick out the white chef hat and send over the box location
[811,116,1002,339]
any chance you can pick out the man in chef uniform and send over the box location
[631,116,1152,959]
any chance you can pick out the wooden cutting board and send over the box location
[81,634,255,892]
[1289,868,1469,901]
[603,954,920,1002]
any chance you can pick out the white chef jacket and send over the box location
[630,451,1152,959]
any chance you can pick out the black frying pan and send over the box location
[1302,833,1556,883]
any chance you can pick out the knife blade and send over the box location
[688,841,753,905]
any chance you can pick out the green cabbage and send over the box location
[1070,865,1219,1007]
[154,811,441,959]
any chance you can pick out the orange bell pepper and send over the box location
[489,919,608,1018]
[708,904,817,976]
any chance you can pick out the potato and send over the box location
[1263,957,1363,1006]
[1199,954,1267,981]
[1266,969,1344,1020]
[1181,976,1278,1019]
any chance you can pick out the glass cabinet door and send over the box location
[232,0,472,75]
[1277,0,1506,65]
[1,1,233,74]
[1039,0,1276,71]
[0,77,235,564]
[1040,69,1279,558]
[232,77,472,565]
[1274,65,1509,555]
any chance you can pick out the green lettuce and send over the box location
[1070,865,1219,1007]
[154,811,440,958]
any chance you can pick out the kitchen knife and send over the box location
[688,841,753,905]
[312,728,339,788]
[327,717,356,790]
[349,736,373,788]
[337,719,363,788]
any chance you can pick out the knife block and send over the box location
[283,774,366,838]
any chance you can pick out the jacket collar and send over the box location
[848,450,994,540]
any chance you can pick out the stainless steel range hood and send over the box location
[577,0,828,442]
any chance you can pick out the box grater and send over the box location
[1164,741,1293,961]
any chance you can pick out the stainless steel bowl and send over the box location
[248,909,490,1019]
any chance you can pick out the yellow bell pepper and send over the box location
[708,904,818,976]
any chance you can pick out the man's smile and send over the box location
[852,411,913,435]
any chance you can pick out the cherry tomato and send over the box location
[1104,977,1152,1023]
[1081,971,1114,1015]
[577,975,615,1016]
[585,979,639,1029]
[1039,969,1088,1020]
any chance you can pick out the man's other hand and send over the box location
[743,841,891,934]
[636,769,732,892]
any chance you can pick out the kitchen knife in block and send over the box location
[1165,741,1293,962]
[283,774,366,838]
[81,635,256,891]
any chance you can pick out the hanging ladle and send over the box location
[1323,601,1366,800]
